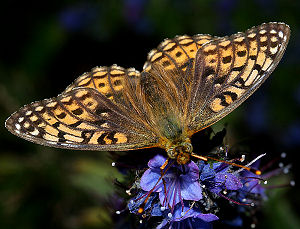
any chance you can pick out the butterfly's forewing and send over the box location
[187,22,290,133]
[6,73,158,150]
[143,35,215,103]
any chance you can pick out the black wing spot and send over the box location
[33,119,42,126]
[107,131,118,144]
[72,108,83,115]
[98,83,105,88]
[86,102,94,107]
[95,107,110,116]
[237,50,247,57]
[97,133,107,145]
[249,55,256,60]
[57,112,66,119]
[270,41,278,48]
[81,130,93,143]
[222,56,232,64]
[113,80,122,86]
[253,64,262,72]
[175,51,182,57]
[58,132,67,143]
[53,122,60,128]
[92,119,106,126]
[232,65,245,72]
[223,91,238,101]
[203,67,215,78]
[215,94,230,107]
[70,121,82,128]
[162,60,171,67]
[214,75,226,85]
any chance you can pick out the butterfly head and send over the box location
[166,140,193,165]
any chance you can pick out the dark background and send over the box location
[1,0,300,228]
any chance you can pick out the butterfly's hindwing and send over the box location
[188,22,290,133]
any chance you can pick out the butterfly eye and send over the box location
[182,142,193,153]
[167,146,178,159]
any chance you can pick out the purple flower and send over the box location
[198,161,243,194]
[128,191,158,214]
[157,202,218,229]
[140,155,202,211]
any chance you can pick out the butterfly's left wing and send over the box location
[5,66,159,151]
[187,22,290,134]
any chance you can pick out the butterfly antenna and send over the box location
[191,153,261,175]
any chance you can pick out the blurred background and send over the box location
[0,0,300,228]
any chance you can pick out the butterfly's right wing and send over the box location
[6,67,158,151]
[187,22,290,134]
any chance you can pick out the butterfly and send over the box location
[5,22,290,165]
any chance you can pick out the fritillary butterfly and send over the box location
[5,22,290,164]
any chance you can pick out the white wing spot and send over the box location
[101,123,110,128]
[279,31,284,38]
[46,102,58,108]
[259,29,267,34]
[35,106,44,112]
[18,117,24,122]
[26,111,32,116]
[24,122,30,128]
[270,29,277,34]
[247,33,256,38]
[31,129,39,136]
[15,123,21,130]
[271,36,278,42]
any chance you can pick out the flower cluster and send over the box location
[111,129,293,228]
[126,153,271,228]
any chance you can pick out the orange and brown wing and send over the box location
[5,87,158,151]
[64,65,142,109]
[143,35,215,104]
[187,22,290,133]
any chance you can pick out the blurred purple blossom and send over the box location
[245,93,269,133]
[283,122,300,147]
[59,3,97,31]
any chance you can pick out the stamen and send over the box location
[234,153,266,175]
[218,193,251,206]
[138,160,175,214]
[192,153,262,175]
